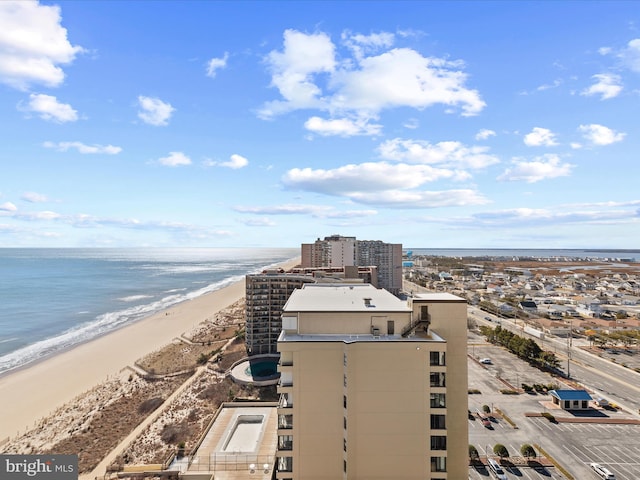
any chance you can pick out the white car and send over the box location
[480,358,492,364]
[590,462,616,479]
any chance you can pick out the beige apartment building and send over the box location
[276,284,468,479]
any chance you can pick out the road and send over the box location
[469,307,640,416]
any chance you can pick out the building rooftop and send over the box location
[284,283,411,312]
[412,292,466,302]
[278,329,444,343]
[549,389,593,401]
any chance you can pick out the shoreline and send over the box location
[0,257,299,443]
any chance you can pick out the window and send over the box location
[344,373,347,387]
[430,393,446,408]
[430,372,446,387]
[343,417,347,429]
[278,435,293,450]
[387,320,395,335]
[343,352,347,366]
[431,435,447,450]
[429,351,445,366]
[343,460,347,473]
[343,438,347,452]
[430,456,446,472]
[343,395,347,409]
[430,414,446,429]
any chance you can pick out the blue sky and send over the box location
[1,1,639,249]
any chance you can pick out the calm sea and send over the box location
[0,248,298,375]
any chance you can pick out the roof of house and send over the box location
[549,389,592,401]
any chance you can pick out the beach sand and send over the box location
[0,258,299,443]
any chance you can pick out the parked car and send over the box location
[590,462,616,479]
[480,358,492,364]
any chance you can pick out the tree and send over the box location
[469,445,479,461]
[493,444,509,458]
[538,351,560,369]
[520,444,536,459]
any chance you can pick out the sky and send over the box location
[1,1,639,249]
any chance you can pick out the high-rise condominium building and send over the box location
[245,271,315,355]
[300,236,403,295]
[276,284,468,479]
[245,267,378,355]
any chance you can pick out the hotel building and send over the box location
[275,284,468,479]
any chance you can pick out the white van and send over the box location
[590,462,616,479]
[487,458,507,480]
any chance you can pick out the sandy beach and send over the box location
[0,258,299,443]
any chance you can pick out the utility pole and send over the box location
[567,318,573,379]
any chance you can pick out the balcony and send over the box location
[278,414,293,430]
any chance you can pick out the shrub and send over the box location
[541,412,556,423]
[493,443,509,458]
[482,404,491,413]
[469,444,479,460]
[520,444,536,458]
[500,389,519,395]
[468,388,482,394]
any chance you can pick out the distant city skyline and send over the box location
[1,1,639,248]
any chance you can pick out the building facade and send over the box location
[246,267,378,355]
[245,271,316,355]
[276,284,468,479]
[300,236,403,295]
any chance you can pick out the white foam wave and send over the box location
[119,294,154,302]
[0,274,244,376]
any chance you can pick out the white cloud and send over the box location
[222,154,248,169]
[21,192,48,203]
[234,203,379,218]
[598,47,612,55]
[0,202,17,211]
[137,96,175,126]
[378,138,499,169]
[304,116,382,137]
[475,129,496,141]
[497,154,574,183]
[581,73,622,100]
[241,217,277,227]
[204,154,249,169]
[578,124,626,145]
[206,52,229,78]
[259,29,336,117]
[403,118,419,129]
[342,30,395,60]
[330,47,485,117]
[43,141,122,154]
[0,0,83,90]
[157,151,191,167]
[619,38,640,72]
[523,127,558,147]
[347,189,489,209]
[21,93,78,122]
[283,162,466,196]
[260,29,485,119]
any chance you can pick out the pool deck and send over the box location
[185,404,278,480]
[228,356,280,386]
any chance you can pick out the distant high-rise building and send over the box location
[301,235,402,294]
[276,284,468,479]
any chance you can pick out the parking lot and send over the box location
[467,331,640,479]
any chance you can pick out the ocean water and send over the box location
[0,248,298,375]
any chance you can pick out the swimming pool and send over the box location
[244,360,278,378]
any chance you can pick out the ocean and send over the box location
[0,248,298,376]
